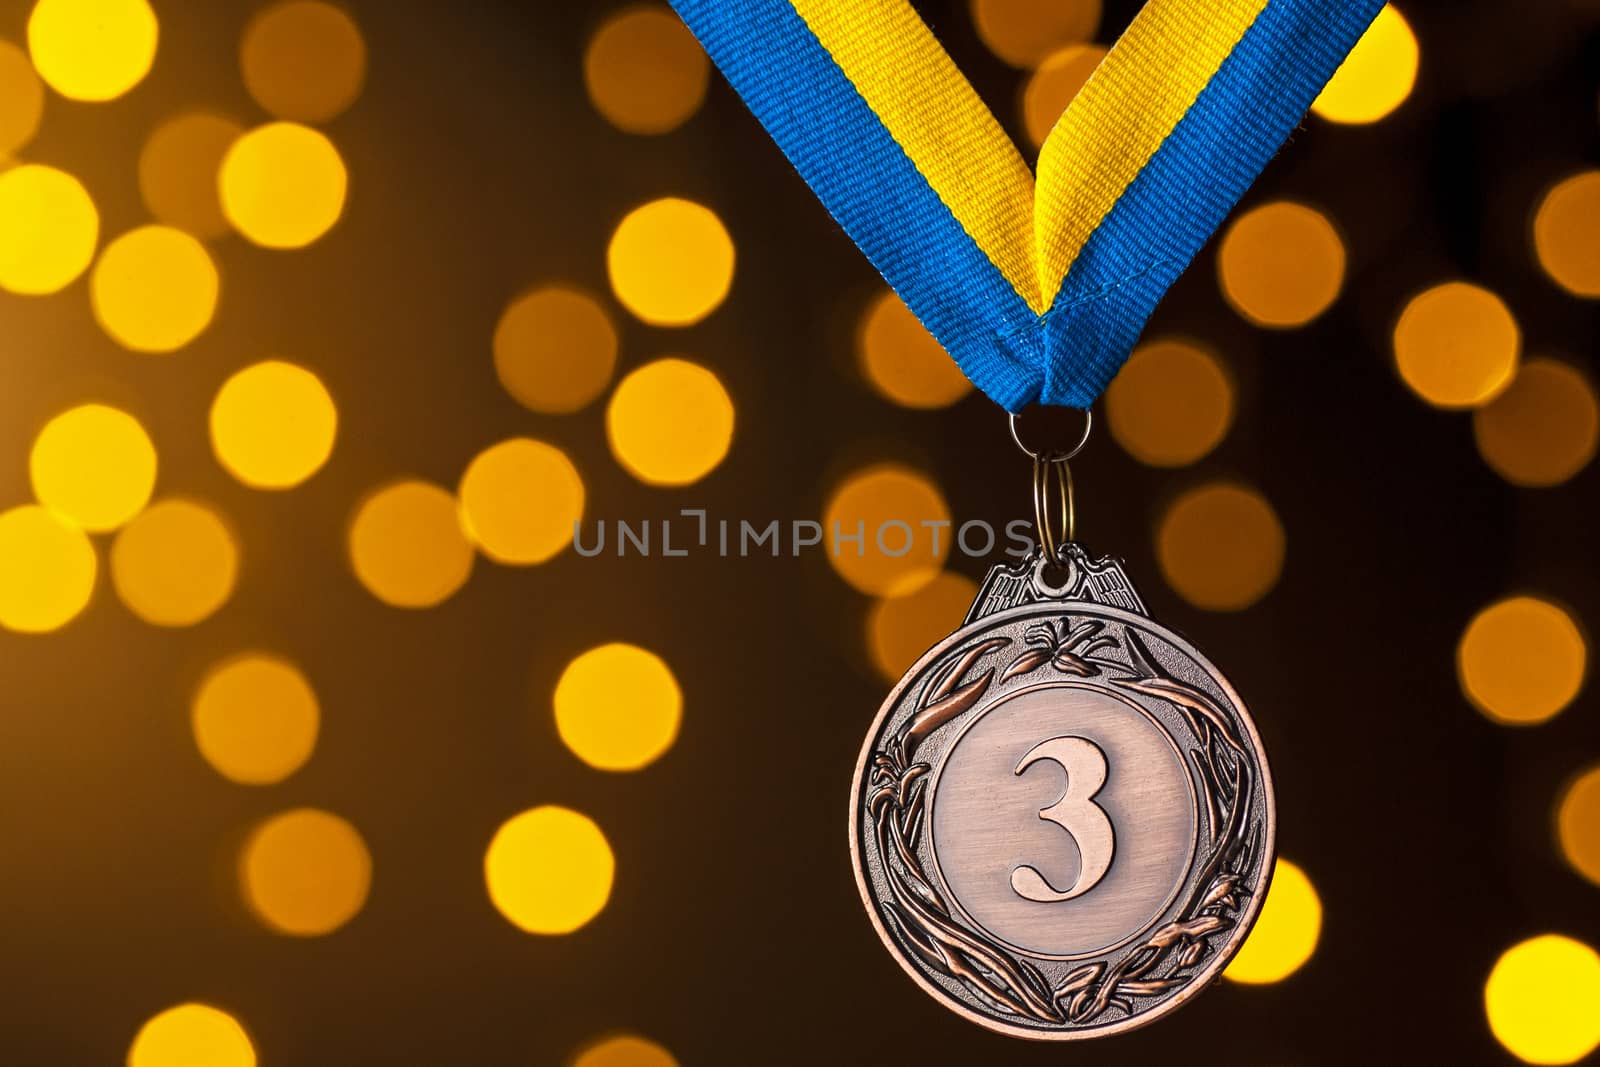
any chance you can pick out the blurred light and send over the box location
[0,40,44,156]
[607,198,734,327]
[458,438,584,565]
[824,464,951,598]
[971,0,1101,68]
[241,1,366,123]
[858,289,972,409]
[241,808,371,936]
[555,643,681,772]
[485,806,614,935]
[1223,858,1321,983]
[573,1035,679,1067]
[1156,482,1284,611]
[1020,45,1105,148]
[128,1004,255,1067]
[1393,282,1519,409]
[584,4,709,135]
[1484,935,1600,1065]
[30,403,156,531]
[1532,170,1600,298]
[866,571,977,682]
[0,163,98,294]
[220,122,348,249]
[139,112,243,240]
[192,654,318,785]
[1310,4,1417,125]
[493,286,618,414]
[111,499,237,627]
[606,358,734,486]
[1473,359,1599,488]
[1217,201,1346,328]
[27,0,157,102]
[210,360,337,489]
[1558,766,1600,889]
[0,504,96,633]
[348,480,474,608]
[91,226,219,353]
[1457,596,1586,726]
[1104,338,1234,467]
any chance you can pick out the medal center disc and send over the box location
[927,683,1198,959]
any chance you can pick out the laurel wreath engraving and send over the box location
[865,617,1260,1027]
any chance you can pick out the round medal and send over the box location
[849,545,1275,1039]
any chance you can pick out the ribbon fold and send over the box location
[670,0,1384,410]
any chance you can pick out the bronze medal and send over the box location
[659,0,1368,1035]
[849,424,1275,1039]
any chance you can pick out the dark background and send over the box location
[1,0,1598,1063]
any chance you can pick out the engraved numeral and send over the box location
[1010,736,1115,903]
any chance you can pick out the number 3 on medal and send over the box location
[1010,736,1115,903]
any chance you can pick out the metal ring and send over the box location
[1031,455,1075,560]
[1009,408,1093,462]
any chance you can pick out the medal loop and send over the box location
[1010,407,1092,463]
[1032,455,1076,562]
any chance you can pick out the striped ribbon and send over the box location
[668,0,1384,410]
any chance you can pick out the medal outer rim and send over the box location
[847,597,1277,1041]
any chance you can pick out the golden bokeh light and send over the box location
[0,504,96,634]
[1021,45,1105,148]
[348,480,475,608]
[139,112,243,240]
[0,40,45,156]
[241,1,367,123]
[0,163,98,295]
[1104,338,1234,467]
[866,570,977,682]
[219,122,348,249]
[210,360,337,489]
[1393,282,1520,409]
[493,286,618,414]
[485,806,614,935]
[1457,596,1586,726]
[27,0,157,103]
[584,4,709,135]
[1532,170,1600,298]
[91,226,220,353]
[573,1035,679,1067]
[1484,935,1600,1065]
[193,654,318,786]
[1473,359,1599,488]
[128,1003,255,1067]
[1223,858,1321,984]
[458,438,585,565]
[1310,4,1418,125]
[971,0,1101,68]
[555,643,682,772]
[607,198,734,327]
[1558,765,1600,889]
[824,464,951,598]
[241,808,371,936]
[1218,201,1346,328]
[606,358,735,487]
[857,289,972,409]
[1156,483,1285,612]
[111,499,237,627]
[30,403,156,532]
